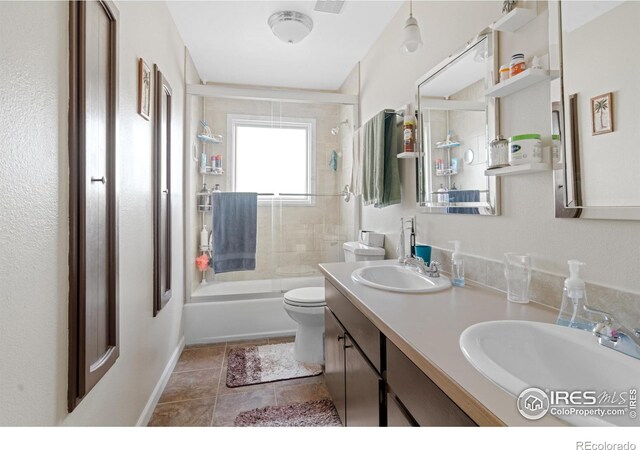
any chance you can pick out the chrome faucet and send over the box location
[583,305,640,360]
[399,256,441,278]
[400,255,430,275]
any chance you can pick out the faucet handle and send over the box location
[428,261,440,278]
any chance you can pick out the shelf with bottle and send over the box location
[200,166,225,176]
[197,134,223,144]
[435,141,461,149]
[486,68,558,98]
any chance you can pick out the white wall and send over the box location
[345,1,640,294]
[0,0,191,425]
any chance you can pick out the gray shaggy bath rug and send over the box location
[234,400,342,427]
[226,342,322,387]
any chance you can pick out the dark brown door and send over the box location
[344,335,382,426]
[68,0,119,411]
[387,393,416,427]
[324,308,346,425]
[153,68,172,315]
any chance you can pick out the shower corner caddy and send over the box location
[200,167,224,176]
[197,134,223,144]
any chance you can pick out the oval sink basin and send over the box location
[460,321,640,426]
[351,264,451,293]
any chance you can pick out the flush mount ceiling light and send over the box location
[268,11,314,44]
[401,0,423,53]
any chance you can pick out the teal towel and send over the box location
[362,110,401,208]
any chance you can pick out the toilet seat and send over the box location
[283,287,325,308]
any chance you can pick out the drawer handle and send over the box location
[91,176,106,184]
[337,335,344,341]
[344,344,353,349]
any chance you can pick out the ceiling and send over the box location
[166,1,404,91]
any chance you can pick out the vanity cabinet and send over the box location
[324,280,383,426]
[323,278,477,427]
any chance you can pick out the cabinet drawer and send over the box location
[386,340,476,427]
[325,280,381,371]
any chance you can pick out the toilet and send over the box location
[283,241,385,364]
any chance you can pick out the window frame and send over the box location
[228,114,316,206]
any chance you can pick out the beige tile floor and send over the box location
[148,336,333,426]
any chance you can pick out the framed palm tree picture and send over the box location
[591,92,613,135]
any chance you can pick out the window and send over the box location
[229,115,315,205]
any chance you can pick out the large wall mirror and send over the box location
[417,28,500,215]
[550,0,640,220]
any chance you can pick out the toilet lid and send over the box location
[284,287,325,307]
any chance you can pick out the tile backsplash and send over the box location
[430,246,640,331]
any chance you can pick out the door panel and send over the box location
[387,393,416,427]
[344,335,382,426]
[324,308,346,426]
[153,69,172,315]
[68,0,119,411]
[84,0,110,367]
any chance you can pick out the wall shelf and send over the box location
[484,162,551,177]
[485,68,555,98]
[436,169,458,176]
[397,152,422,159]
[492,7,537,32]
[197,134,223,144]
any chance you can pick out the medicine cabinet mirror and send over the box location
[550,0,640,220]
[416,28,500,215]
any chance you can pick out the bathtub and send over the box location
[184,276,324,345]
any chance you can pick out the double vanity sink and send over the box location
[323,260,640,427]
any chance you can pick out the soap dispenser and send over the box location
[449,240,464,287]
[557,260,593,330]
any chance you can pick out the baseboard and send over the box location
[136,336,185,427]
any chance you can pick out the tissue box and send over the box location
[359,230,385,248]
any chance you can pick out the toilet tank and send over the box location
[343,241,386,262]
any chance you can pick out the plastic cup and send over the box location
[504,253,531,303]
[414,245,432,265]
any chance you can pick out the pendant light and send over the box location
[401,0,423,53]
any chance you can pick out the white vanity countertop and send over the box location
[319,259,564,426]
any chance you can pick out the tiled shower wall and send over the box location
[193,98,348,286]
[429,247,640,332]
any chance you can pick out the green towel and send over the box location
[362,110,401,208]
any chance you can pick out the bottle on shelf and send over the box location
[200,150,207,174]
[212,155,223,174]
[200,224,209,251]
[403,105,415,152]
[197,183,211,211]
